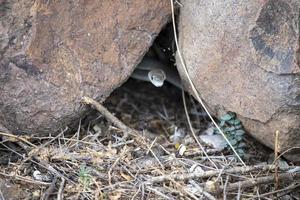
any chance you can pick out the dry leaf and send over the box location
[109,191,122,200]
[120,172,132,181]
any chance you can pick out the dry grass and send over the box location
[1,1,299,199]
[0,79,299,200]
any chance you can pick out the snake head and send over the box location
[148,69,166,87]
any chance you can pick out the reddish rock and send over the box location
[177,0,300,161]
[0,0,170,135]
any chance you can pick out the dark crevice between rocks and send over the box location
[100,21,190,134]
[101,21,273,164]
[125,20,180,92]
[89,21,195,135]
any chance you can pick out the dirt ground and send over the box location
[0,78,299,200]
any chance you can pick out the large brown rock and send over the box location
[177,0,300,161]
[0,0,170,135]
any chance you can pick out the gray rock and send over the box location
[177,0,300,161]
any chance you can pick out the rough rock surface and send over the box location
[177,0,300,161]
[0,0,170,135]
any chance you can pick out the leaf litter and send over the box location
[0,79,299,200]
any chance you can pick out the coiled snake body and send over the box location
[131,57,182,88]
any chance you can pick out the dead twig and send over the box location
[82,96,154,149]
[32,157,72,183]
[0,188,4,200]
[82,97,133,138]
[147,186,174,200]
[108,146,128,185]
[182,91,218,169]
[1,142,71,183]
[145,164,290,184]
[112,139,134,148]
[216,172,300,194]
[0,171,51,186]
[19,128,68,169]
[269,146,300,169]
[57,177,65,200]
[0,131,37,148]
[223,175,229,200]
[189,180,217,200]
[250,182,300,199]
[42,176,58,200]
[146,137,165,170]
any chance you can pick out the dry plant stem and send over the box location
[57,178,65,200]
[170,0,245,165]
[39,128,69,149]
[251,182,300,199]
[189,95,201,128]
[112,140,134,148]
[19,128,67,169]
[82,97,132,138]
[82,96,151,148]
[223,175,230,200]
[182,90,218,169]
[33,157,72,183]
[229,182,299,198]
[270,146,300,168]
[189,180,217,200]
[147,186,173,200]
[274,130,279,190]
[170,179,200,200]
[76,119,81,148]
[0,131,37,148]
[0,189,4,200]
[0,171,51,186]
[146,137,157,155]
[216,172,300,194]
[145,164,285,184]
[91,177,102,199]
[108,146,128,185]
[42,176,58,200]
[146,137,165,170]
[132,184,142,200]
[2,141,71,183]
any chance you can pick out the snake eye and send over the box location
[148,69,166,87]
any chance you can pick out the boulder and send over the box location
[0,0,170,135]
[177,0,300,161]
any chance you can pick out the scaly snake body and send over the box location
[131,57,182,88]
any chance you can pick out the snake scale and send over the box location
[131,57,182,88]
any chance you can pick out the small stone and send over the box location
[189,164,204,174]
[205,180,217,193]
[178,144,187,156]
[199,134,227,151]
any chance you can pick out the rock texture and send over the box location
[177,0,300,161]
[0,0,170,135]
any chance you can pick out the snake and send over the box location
[131,57,182,88]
